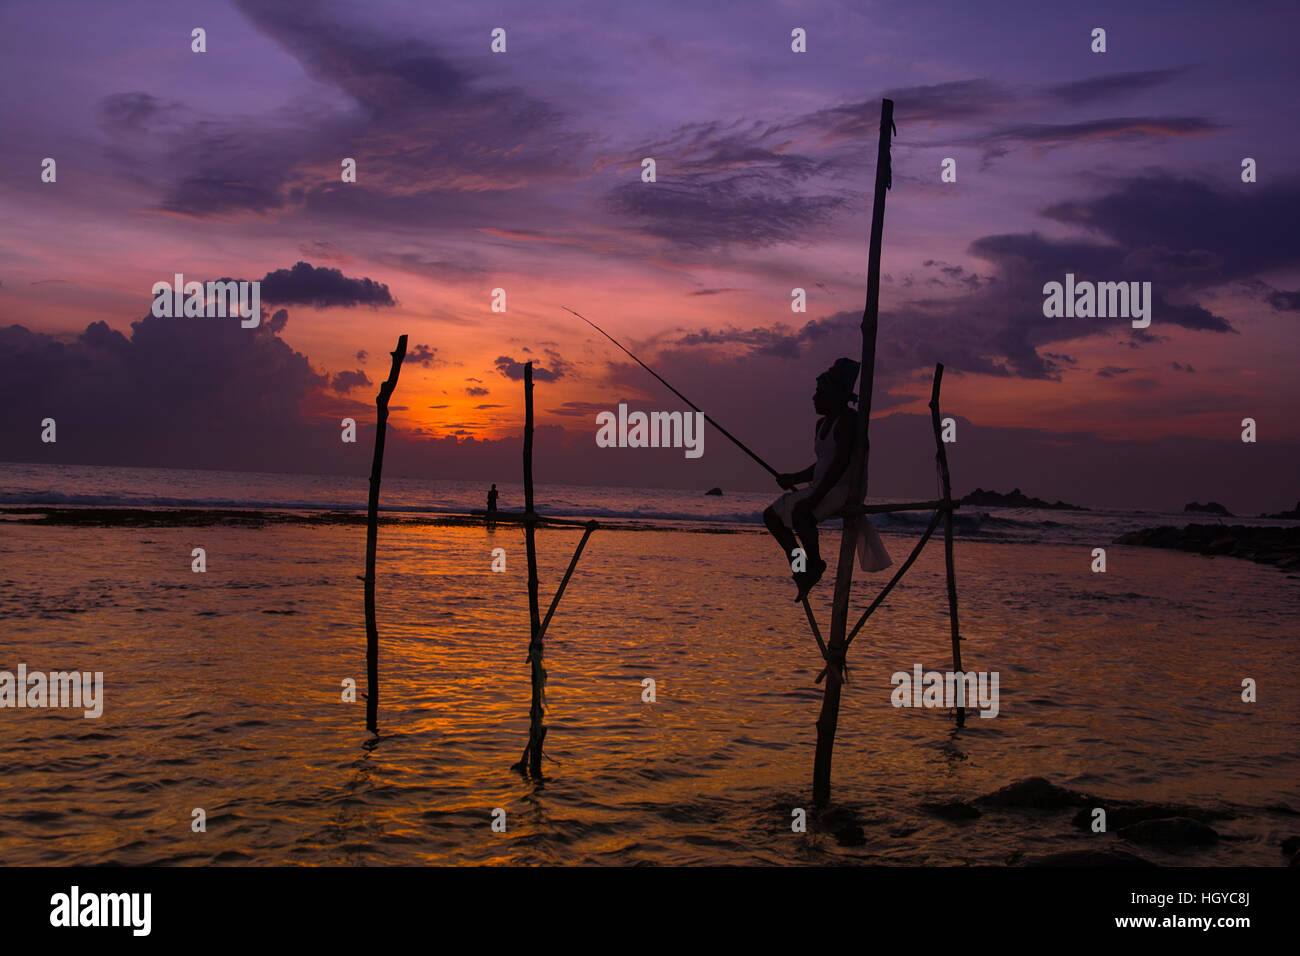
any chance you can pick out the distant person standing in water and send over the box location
[486,483,499,529]
[764,358,891,601]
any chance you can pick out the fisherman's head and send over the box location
[813,357,860,414]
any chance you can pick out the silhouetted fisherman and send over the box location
[764,358,891,601]
[486,483,499,530]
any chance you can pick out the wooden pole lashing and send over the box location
[364,334,408,733]
[811,98,894,808]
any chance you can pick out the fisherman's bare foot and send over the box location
[793,558,827,602]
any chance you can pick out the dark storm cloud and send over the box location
[605,118,845,249]
[607,179,844,249]
[1046,68,1191,106]
[549,401,614,418]
[922,259,984,290]
[494,356,565,382]
[1266,288,1300,310]
[330,369,372,392]
[0,314,328,468]
[960,117,1223,161]
[676,316,844,359]
[163,175,287,215]
[666,170,1246,384]
[230,0,581,200]
[798,80,1012,140]
[260,262,395,308]
[231,0,468,113]
[98,92,181,131]
[1043,175,1300,282]
[404,344,439,368]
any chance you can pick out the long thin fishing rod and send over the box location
[562,306,781,480]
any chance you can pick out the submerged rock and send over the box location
[1118,816,1219,849]
[816,805,866,846]
[921,800,982,821]
[1115,523,1300,573]
[975,777,1091,810]
[961,487,1086,511]
[1260,501,1300,520]
[834,824,867,846]
[1024,849,1155,867]
[1071,802,1233,830]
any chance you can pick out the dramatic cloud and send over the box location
[1046,68,1191,106]
[404,344,439,367]
[260,261,395,308]
[494,355,564,382]
[676,316,843,359]
[665,170,1247,385]
[798,80,1013,140]
[331,369,372,392]
[605,120,844,249]
[958,117,1223,161]
[608,178,844,249]
[0,314,328,469]
[98,91,181,131]
[1044,176,1300,283]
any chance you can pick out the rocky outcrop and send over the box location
[961,488,1086,511]
[1114,523,1300,573]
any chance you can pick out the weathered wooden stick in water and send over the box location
[509,363,600,778]
[516,362,547,777]
[928,363,965,727]
[538,521,598,642]
[365,334,408,733]
[812,98,893,808]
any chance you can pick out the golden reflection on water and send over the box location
[0,520,1297,865]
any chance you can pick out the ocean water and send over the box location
[1,463,1297,866]
[0,460,1251,542]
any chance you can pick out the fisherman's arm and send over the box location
[777,465,816,489]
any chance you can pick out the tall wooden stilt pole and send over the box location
[928,364,965,727]
[520,362,547,776]
[365,334,408,733]
[812,99,893,808]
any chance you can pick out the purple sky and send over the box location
[1,0,1298,512]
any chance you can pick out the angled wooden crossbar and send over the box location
[510,361,599,779]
